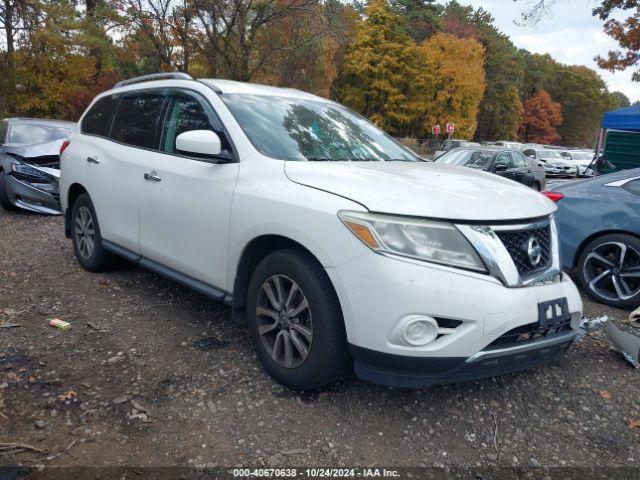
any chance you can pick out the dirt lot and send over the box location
[1,209,639,471]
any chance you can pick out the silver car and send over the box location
[0,118,75,214]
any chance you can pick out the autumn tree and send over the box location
[442,1,524,141]
[610,91,631,109]
[518,89,563,144]
[548,65,611,146]
[594,1,640,81]
[11,1,97,120]
[338,0,420,135]
[412,32,486,139]
[252,0,357,98]
[390,0,442,43]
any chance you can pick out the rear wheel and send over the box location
[71,193,114,272]
[0,170,16,211]
[578,233,640,309]
[246,249,350,390]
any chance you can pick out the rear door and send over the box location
[138,89,239,290]
[82,91,166,253]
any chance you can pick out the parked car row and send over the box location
[0,72,637,391]
[433,146,547,190]
[490,140,595,178]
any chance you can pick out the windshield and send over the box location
[221,94,419,162]
[9,123,73,145]
[435,149,493,169]
[571,151,594,160]
[538,150,565,159]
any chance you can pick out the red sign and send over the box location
[446,123,455,134]
[432,125,441,135]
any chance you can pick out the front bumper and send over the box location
[326,248,582,387]
[351,330,576,388]
[544,165,578,177]
[5,173,62,215]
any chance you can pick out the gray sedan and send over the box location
[0,118,75,214]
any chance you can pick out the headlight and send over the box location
[9,162,50,181]
[339,211,487,272]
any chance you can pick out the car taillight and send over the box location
[60,140,70,156]
[542,191,564,203]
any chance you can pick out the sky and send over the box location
[456,0,638,103]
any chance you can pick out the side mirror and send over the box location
[494,164,508,172]
[176,130,222,158]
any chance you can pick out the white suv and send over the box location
[60,73,582,390]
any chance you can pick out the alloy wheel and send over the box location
[74,206,96,260]
[256,274,313,369]
[583,241,640,302]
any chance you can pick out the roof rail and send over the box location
[114,72,194,88]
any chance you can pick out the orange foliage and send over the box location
[518,90,563,144]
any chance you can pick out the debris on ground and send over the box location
[579,315,640,368]
[49,318,71,331]
[0,323,21,329]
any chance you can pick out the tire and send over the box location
[533,181,542,192]
[70,193,114,272]
[0,170,16,211]
[577,233,640,309]
[246,249,350,390]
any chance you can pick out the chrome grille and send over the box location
[495,223,552,276]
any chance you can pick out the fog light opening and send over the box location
[402,317,439,346]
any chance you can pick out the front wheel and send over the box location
[577,233,640,309]
[0,171,16,211]
[246,249,350,390]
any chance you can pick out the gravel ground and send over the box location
[1,209,639,470]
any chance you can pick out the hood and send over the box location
[2,139,64,161]
[284,161,556,222]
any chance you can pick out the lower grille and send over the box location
[495,223,552,276]
[483,317,572,350]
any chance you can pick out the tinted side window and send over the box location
[511,152,527,168]
[623,179,640,196]
[82,95,119,137]
[111,93,165,149]
[160,93,231,157]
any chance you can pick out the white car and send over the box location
[566,150,596,176]
[59,73,582,390]
[523,148,579,177]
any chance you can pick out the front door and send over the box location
[138,89,239,290]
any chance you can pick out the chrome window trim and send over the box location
[456,216,560,288]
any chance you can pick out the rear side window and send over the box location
[82,95,119,137]
[110,93,165,149]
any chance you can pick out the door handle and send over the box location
[86,156,100,164]
[144,172,162,182]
